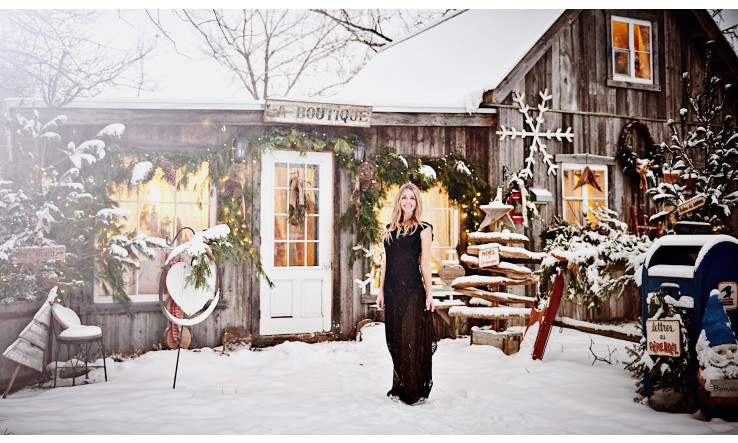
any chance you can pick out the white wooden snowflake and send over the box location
[497,89,574,179]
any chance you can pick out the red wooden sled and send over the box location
[527,265,566,360]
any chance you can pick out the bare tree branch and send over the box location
[0,10,157,107]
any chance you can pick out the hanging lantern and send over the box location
[508,189,525,223]
[232,136,250,163]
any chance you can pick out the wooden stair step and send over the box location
[448,306,530,320]
[451,275,538,289]
[460,254,533,277]
[453,288,536,306]
[467,231,529,244]
[466,243,545,261]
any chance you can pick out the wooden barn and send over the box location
[2,8,737,390]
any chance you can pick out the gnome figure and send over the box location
[696,290,738,373]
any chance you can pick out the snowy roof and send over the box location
[335,9,565,112]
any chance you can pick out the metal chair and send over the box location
[51,303,108,387]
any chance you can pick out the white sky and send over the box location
[10,5,738,101]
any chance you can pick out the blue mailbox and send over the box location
[641,234,738,396]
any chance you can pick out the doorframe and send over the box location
[258,149,334,335]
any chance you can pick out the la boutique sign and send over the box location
[264,99,372,128]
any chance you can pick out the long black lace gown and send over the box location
[382,222,437,404]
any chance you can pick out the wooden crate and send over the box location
[470,328,522,355]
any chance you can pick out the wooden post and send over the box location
[2,363,22,399]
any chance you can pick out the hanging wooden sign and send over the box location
[11,246,66,264]
[477,244,501,268]
[646,319,682,357]
[677,194,707,216]
[264,99,372,128]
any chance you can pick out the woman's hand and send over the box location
[377,291,385,311]
[425,297,435,312]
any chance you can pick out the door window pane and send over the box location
[273,161,321,267]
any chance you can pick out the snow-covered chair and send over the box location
[51,303,107,387]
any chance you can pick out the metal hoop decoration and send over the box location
[158,227,221,327]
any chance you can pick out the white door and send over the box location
[260,150,333,335]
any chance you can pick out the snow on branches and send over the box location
[647,45,737,231]
[537,207,651,311]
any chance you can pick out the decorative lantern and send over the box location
[508,189,525,223]
[353,140,366,164]
[232,136,250,163]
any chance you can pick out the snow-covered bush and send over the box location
[536,207,651,311]
[0,109,166,307]
[624,286,694,412]
[647,45,737,232]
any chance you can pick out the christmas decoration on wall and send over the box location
[497,89,574,179]
[616,120,661,190]
[573,166,604,193]
[478,188,514,230]
[287,170,314,228]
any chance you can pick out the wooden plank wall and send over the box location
[21,114,493,353]
[494,9,738,322]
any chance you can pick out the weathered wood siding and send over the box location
[492,9,738,321]
[16,108,494,353]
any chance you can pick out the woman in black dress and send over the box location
[376,182,437,405]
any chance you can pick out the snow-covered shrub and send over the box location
[624,286,694,412]
[536,207,651,311]
[647,46,737,232]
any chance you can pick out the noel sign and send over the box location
[646,319,682,357]
[477,244,501,268]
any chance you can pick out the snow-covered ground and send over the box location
[1,323,737,435]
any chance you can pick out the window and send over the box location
[95,163,215,303]
[562,163,608,225]
[611,15,653,84]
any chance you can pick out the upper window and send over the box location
[611,15,653,84]
[95,163,216,303]
[562,163,608,225]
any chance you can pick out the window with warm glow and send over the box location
[611,16,652,84]
[562,164,608,225]
[96,163,215,302]
[378,184,459,271]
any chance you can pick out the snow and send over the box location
[4,324,737,434]
[643,234,738,270]
[96,123,125,138]
[648,265,695,279]
[130,161,154,186]
[336,9,564,112]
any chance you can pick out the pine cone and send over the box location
[157,156,177,186]
[223,180,242,197]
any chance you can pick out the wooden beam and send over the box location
[370,112,495,127]
[553,317,641,342]
[454,287,535,306]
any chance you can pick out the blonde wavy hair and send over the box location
[384,182,423,243]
